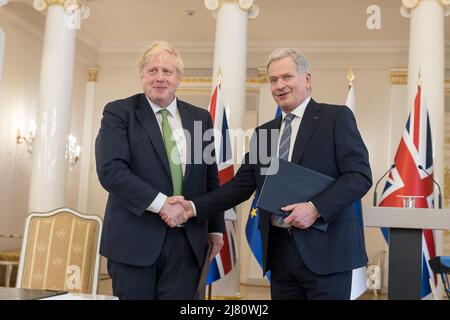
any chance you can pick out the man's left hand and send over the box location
[281,202,320,229]
[208,234,224,262]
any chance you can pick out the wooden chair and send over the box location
[16,208,102,295]
[0,234,22,287]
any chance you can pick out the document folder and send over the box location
[256,158,334,232]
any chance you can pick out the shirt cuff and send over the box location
[209,232,223,237]
[309,201,321,217]
[147,193,167,213]
[189,200,197,217]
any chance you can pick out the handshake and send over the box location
[159,196,195,227]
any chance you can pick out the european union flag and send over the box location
[245,192,270,280]
[244,107,281,280]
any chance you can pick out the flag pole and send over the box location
[347,68,355,88]
[218,67,222,89]
[418,67,422,87]
[205,68,221,301]
[207,284,212,300]
[429,278,438,300]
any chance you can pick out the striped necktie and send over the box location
[271,113,295,228]
[279,113,295,161]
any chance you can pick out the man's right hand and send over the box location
[159,196,193,227]
[169,196,195,218]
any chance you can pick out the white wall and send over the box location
[0,10,43,240]
[0,6,96,249]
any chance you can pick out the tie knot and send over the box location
[284,113,295,124]
[159,109,169,119]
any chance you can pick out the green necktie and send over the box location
[159,109,183,196]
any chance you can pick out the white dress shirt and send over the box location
[278,96,319,213]
[144,97,223,236]
[191,97,313,218]
[277,96,311,161]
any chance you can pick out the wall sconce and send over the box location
[16,121,36,153]
[67,135,81,166]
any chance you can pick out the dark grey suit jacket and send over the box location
[95,94,224,267]
[193,99,372,275]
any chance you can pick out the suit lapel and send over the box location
[135,94,171,177]
[177,101,194,186]
[291,99,321,164]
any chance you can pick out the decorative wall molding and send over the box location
[180,75,267,85]
[179,76,264,95]
[97,40,424,55]
[390,69,450,90]
[390,68,408,85]
[87,67,98,82]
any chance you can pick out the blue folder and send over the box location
[256,158,334,232]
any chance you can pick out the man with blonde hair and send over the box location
[95,41,224,299]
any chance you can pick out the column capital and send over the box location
[390,68,408,85]
[34,0,90,28]
[401,0,450,18]
[87,67,99,82]
[401,0,421,10]
[256,67,268,83]
[204,0,259,19]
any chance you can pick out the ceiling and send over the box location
[81,0,412,44]
[12,0,449,52]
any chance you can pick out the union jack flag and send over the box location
[379,84,437,298]
[206,84,238,284]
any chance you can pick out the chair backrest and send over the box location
[16,208,102,295]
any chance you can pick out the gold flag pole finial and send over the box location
[347,69,355,87]
[418,68,422,87]
[218,67,222,89]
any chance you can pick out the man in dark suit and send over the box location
[167,48,372,299]
[95,41,224,299]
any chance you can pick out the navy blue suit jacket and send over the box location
[193,99,372,275]
[95,94,224,268]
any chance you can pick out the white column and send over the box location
[388,70,409,164]
[77,67,98,213]
[401,0,449,299]
[205,0,259,299]
[402,0,448,189]
[28,0,89,212]
[211,3,247,141]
